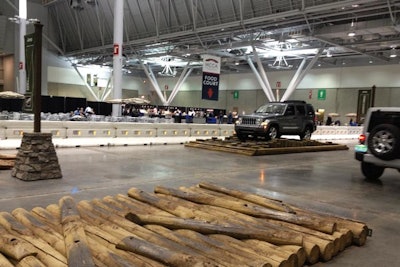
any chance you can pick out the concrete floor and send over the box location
[0,139,399,266]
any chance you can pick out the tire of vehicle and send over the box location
[300,126,312,140]
[266,125,279,140]
[367,124,400,160]
[361,162,384,180]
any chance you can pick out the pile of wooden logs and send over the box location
[0,182,369,267]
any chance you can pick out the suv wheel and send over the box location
[367,124,400,160]
[266,125,279,140]
[361,162,384,180]
[300,126,312,140]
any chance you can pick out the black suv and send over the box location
[234,100,317,141]
[355,107,400,179]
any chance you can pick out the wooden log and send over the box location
[198,182,295,213]
[15,255,45,267]
[0,233,37,261]
[278,246,307,267]
[243,240,299,267]
[104,195,174,217]
[59,196,95,267]
[303,235,334,262]
[45,204,61,223]
[85,234,138,267]
[116,235,219,267]
[85,230,166,267]
[0,252,14,267]
[31,207,62,234]
[146,224,268,267]
[208,234,289,267]
[126,213,303,246]
[299,241,320,265]
[153,186,335,234]
[0,212,67,266]
[11,208,66,256]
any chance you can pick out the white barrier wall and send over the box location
[0,121,361,141]
[0,121,236,140]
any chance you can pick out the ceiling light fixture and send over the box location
[390,48,397,58]
[347,20,356,37]
[326,51,332,57]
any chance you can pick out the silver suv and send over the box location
[234,100,317,141]
[355,107,400,179]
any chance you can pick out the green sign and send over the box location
[317,89,326,100]
[233,90,239,99]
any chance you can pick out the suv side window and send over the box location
[285,105,295,116]
[296,105,306,116]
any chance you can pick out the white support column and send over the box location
[252,45,275,101]
[281,58,307,101]
[18,0,27,94]
[167,68,193,105]
[247,57,274,102]
[112,0,123,117]
[140,61,167,105]
[167,62,191,105]
[281,48,324,102]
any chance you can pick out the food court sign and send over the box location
[202,55,221,101]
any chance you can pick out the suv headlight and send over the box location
[236,118,242,125]
[261,119,270,129]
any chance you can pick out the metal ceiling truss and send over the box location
[36,0,400,78]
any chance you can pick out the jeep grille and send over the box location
[242,117,258,125]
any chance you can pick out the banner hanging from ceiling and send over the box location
[202,55,221,101]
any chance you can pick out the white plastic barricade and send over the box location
[64,121,115,138]
[156,123,191,137]
[219,124,235,137]
[114,123,157,138]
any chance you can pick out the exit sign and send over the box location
[318,89,326,100]
[233,90,239,99]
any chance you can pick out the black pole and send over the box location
[371,85,376,108]
[33,23,43,133]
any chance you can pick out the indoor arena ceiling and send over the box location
[41,0,400,77]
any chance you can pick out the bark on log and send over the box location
[126,213,303,246]
[15,255,45,267]
[116,236,219,267]
[198,182,295,213]
[59,196,95,267]
[11,208,66,256]
[153,186,335,234]
[208,234,288,267]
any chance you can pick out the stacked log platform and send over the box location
[0,154,16,169]
[185,137,349,156]
[0,182,370,266]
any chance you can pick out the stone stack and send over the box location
[11,132,62,181]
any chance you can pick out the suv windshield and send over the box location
[256,103,285,115]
